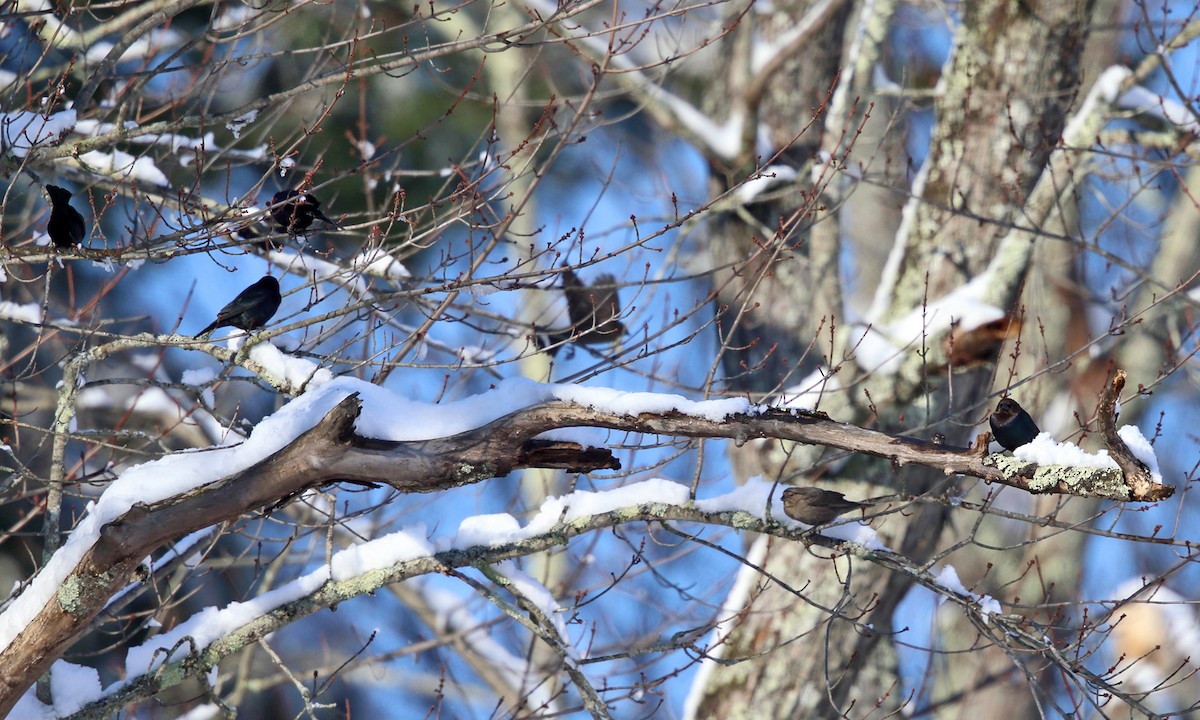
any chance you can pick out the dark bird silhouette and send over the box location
[989,397,1041,450]
[45,185,86,248]
[536,269,625,357]
[781,487,869,526]
[195,275,281,337]
[230,222,280,254]
[270,190,340,234]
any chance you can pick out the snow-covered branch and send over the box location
[0,368,1171,714]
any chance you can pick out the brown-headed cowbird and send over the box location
[270,190,340,234]
[537,269,625,357]
[989,397,1041,450]
[781,487,869,526]
[195,275,281,337]
[45,185,86,248]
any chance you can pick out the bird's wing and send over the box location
[216,285,266,323]
[588,274,620,325]
[564,271,621,329]
[560,270,589,327]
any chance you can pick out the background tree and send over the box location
[1,0,1198,718]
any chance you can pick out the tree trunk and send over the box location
[693,1,1108,716]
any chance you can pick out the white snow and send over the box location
[735,165,797,204]
[181,367,217,386]
[934,565,968,601]
[49,659,103,714]
[1117,424,1164,485]
[84,29,184,64]
[493,560,573,655]
[549,478,690,521]
[1009,431,1154,473]
[778,369,841,410]
[933,565,1002,623]
[129,353,160,373]
[73,119,264,163]
[269,249,349,285]
[457,345,497,364]
[225,110,258,140]
[1117,85,1200,134]
[0,380,373,656]
[330,525,433,581]
[1093,65,1133,105]
[2,451,902,712]
[176,704,221,720]
[846,324,905,375]
[455,513,523,547]
[78,148,170,186]
[11,689,55,719]
[1,109,76,157]
[128,388,183,416]
[861,273,1005,375]
[123,567,329,678]
[351,247,411,280]
[551,385,755,422]
[0,375,830,668]
[0,301,43,323]
[247,342,334,393]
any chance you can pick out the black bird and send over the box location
[781,487,869,526]
[195,275,282,337]
[536,269,625,357]
[230,222,280,254]
[45,185,86,248]
[989,397,1041,451]
[270,190,340,234]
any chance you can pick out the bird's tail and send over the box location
[535,331,572,357]
[315,210,343,230]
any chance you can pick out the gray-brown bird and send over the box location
[989,398,1041,451]
[45,185,86,248]
[781,487,869,526]
[536,269,625,357]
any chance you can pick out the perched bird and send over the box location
[231,223,279,254]
[270,189,340,234]
[195,275,282,337]
[45,185,86,248]
[781,487,869,526]
[536,269,625,357]
[989,397,1041,451]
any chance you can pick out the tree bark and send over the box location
[693,1,1105,717]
